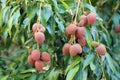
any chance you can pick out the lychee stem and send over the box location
[37,43,40,50]
[88,0,92,6]
[37,3,42,23]
[68,35,74,44]
[74,0,80,24]
[97,54,106,80]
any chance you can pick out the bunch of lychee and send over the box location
[92,41,106,55]
[62,12,96,56]
[78,12,96,27]
[27,23,50,71]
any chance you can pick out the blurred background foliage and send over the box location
[0,0,120,80]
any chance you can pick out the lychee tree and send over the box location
[0,0,120,80]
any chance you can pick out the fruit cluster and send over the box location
[78,12,96,27]
[28,23,50,71]
[62,12,96,56]
[115,24,120,33]
[92,41,106,55]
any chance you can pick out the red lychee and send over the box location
[69,44,82,56]
[28,55,35,66]
[34,32,45,44]
[75,27,85,39]
[115,24,120,33]
[78,37,86,46]
[62,43,71,55]
[96,44,106,55]
[41,52,50,62]
[32,23,45,33]
[87,12,96,24]
[65,23,77,36]
[31,49,41,61]
[35,60,44,71]
[78,15,87,27]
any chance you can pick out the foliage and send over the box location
[0,0,120,80]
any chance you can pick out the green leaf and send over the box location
[99,32,109,46]
[112,13,120,26]
[83,54,95,70]
[60,0,70,12]
[66,65,79,80]
[29,74,37,80]
[82,69,88,80]
[85,28,93,49]
[12,49,26,54]
[46,25,53,35]
[1,75,9,80]
[91,26,98,41]
[83,2,96,13]
[47,68,60,80]
[20,69,36,74]
[54,17,65,33]
[42,4,53,22]
[99,22,110,47]
[8,15,13,37]
[90,62,96,71]
[2,6,10,23]
[105,53,116,73]
[65,56,82,75]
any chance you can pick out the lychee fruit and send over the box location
[31,49,41,61]
[62,43,71,55]
[41,52,50,62]
[69,44,82,56]
[75,27,85,39]
[32,23,45,33]
[78,15,87,27]
[34,32,45,44]
[28,55,35,66]
[78,37,86,46]
[35,60,44,71]
[65,23,77,36]
[96,44,106,55]
[87,12,96,24]
[115,24,120,33]
[92,41,99,48]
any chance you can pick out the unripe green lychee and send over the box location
[62,43,71,55]
[31,49,41,61]
[87,12,96,24]
[69,44,82,56]
[65,23,77,36]
[41,52,50,62]
[75,27,85,39]
[28,55,35,66]
[34,32,45,44]
[35,60,44,71]
[96,44,106,55]
[92,41,99,48]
